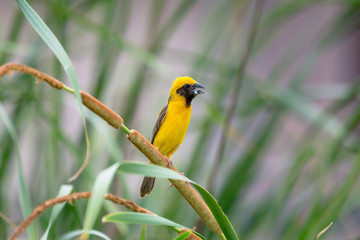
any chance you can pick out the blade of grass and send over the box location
[192,183,238,240]
[118,162,194,182]
[0,103,37,240]
[16,0,81,106]
[102,212,186,229]
[140,224,146,240]
[16,0,90,181]
[83,163,120,233]
[118,161,235,240]
[40,184,73,240]
[85,111,130,200]
[103,197,205,239]
[173,230,192,240]
[59,229,111,240]
[102,201,129,236]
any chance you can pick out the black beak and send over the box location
[192,82,205,95]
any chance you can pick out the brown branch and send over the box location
[104,193,153,215]
[8,192,201,240]
[1,62,223,238]
[0,62,63,89]
[80,91,123,129]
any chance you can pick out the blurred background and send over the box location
[1,0,360,239]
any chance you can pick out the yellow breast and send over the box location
[153,100,191,159]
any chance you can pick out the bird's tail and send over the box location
[140,177,156,198]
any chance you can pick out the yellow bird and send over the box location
[140,76,205,198]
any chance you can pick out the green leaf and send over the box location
[118,161,194,182]
[83,163,120,232]
[0,104,37,240]
[192,183,239,240]
[16,0,90,182]
[118,161,235,239]
[173,230,192,240]
[59,229,111,240]
[140,224,147,240]
[40,184,73,240]
[85,112,130,199]
[16,0,81,105]
[102,212,186,229]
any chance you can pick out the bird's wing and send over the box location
[151,104,168,144]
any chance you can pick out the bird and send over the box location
[140,76,205,198]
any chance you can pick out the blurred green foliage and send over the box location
[1,0,360,239]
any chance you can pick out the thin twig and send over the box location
[9,192,91,240]
[0,62,63,89]
[104,193,153,215]
[209,0,266,192]
[0,212,17,229]
[8,192,201,240]
[317,222,333,240]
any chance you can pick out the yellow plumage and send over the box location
[153,77,195,158]
[140,76,204,198]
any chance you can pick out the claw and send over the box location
[168,183,174,194]
[165,156,173,169]
[180,172,190,186]
[168,172,189,195]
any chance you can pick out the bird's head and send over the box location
[169,77,205,106]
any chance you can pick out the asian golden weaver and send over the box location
[140,77,205,198]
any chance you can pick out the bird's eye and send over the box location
[185,84,190,88]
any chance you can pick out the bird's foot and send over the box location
[165,156,173,169]
[180,172,190,186]
[168,182,174,194]
[168,172,189,195]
